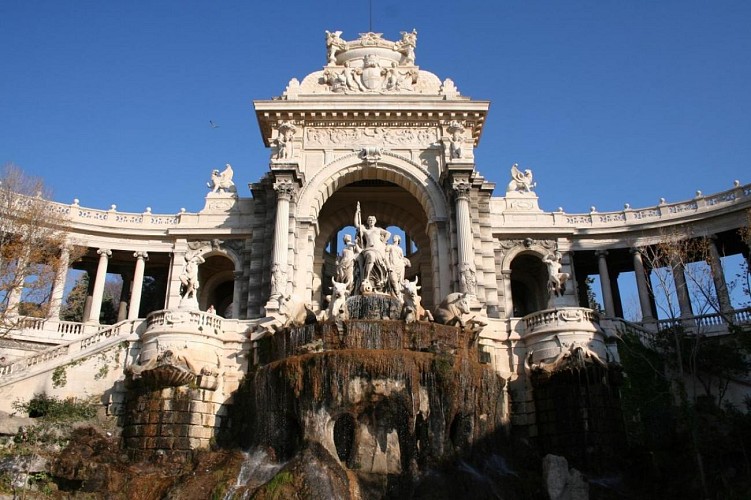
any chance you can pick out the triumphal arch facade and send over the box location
[255,29,493,316]
[2,30,750,468]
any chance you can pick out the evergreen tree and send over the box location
[61,274,88,322]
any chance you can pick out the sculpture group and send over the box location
[316,202,486,332]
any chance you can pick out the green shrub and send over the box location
[13,393,97,421]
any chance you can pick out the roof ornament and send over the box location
[507,164,535,193]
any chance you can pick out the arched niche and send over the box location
[311,180,436,310]
[198,254,236,316]
[294,154,450,308]
[508,252,548,317]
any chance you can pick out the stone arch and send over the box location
[296,153,450,307]
[197,250,237,316]
[501,246,550,317]
[295,151,448,222]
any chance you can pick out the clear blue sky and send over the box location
[2,1,750,214]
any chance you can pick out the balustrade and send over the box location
[523,307,600,335]
[0,319,142,385]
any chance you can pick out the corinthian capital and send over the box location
[452,178,472,200]
[274,179,297,201]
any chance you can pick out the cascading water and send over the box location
[229,295,511,498]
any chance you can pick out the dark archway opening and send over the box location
[333,413,357,464]
[510,253,548,316]
[449,413,474,454]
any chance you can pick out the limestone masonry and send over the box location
[1,30,749,468]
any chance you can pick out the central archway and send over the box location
[294,154,451,309]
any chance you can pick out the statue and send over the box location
[543,251,570,297]
[507,164,535,193]
[386,235,410,299]
[447,120,465,159]
[335,234,358,293]
[394,29,417,64]
[270,263,286,296]
[401,276,433,323]
[179,252,205,299]
[354,202,391,293]
[460,262,477,295]
[344,62,363,91]
[207,164,236,193]
[275,122,296,160]
[325,30,345,65]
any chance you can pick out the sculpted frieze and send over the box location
[322,60,419,94]
[305,126,438,148]
[497,239,557,252]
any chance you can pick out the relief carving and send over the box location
[305,126,437,148]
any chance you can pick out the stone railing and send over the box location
[65,201,183,227]
[142,310,251,339]
[146,310,224,331]
[654,307,751,334]
[28,179,751,234]
[523,307,600,336]
[603,317,658,348]
[552,181,750,228]
[0,319,144,385]
[14,317,103,343]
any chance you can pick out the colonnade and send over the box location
[5,246,156,325]
[592,235,746,322]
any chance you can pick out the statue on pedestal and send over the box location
[325,30,345,65]
[207,164,236,193]
[335,234,358,294]
[179,251,205,310]
[353,202,391,294]
[507,164,535,193]
[275,122,296,160]
[543,251,570,298]
[386,234,410,299]
[447,120,465,159]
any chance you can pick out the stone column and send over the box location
[631,248,655,322]
[671,260,693,318]
[47,245,70,320]
[82,266,95,323]
[452,178,476,295]
[117,273,131,322]
[232,270,243,319]
[427,219,450,304]
[87,248,112,323]
[128,251,148,320]
[269,179,296,305]
[596,250,616,317]
[707,237,732,314]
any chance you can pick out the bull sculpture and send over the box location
[401,276,433,323]
[319,278,350,322]
[433,292,471,328]
[279,294,317,328]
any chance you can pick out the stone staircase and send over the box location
[0,319,145,388]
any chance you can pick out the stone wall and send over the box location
[121,386,230,462]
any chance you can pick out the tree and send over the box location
[61,274,88,322]
[60,273,122,324]
[0,164,77,335]
[618,227,751,497]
